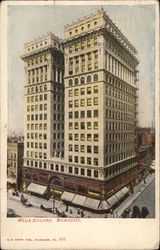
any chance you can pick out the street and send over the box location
[128,179,155,218]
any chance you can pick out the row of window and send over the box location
[53,123,64,130]
[105,151,136,165]
[68,97,98,108]
[27,56,48,66]
[69,62,98,75]
[106,109,135,121]
[26,123,47,131]
[106,132,135,142]
[68,133,98,142]
[53,142,64,149]
[68,74,98,86]
[27,142,47,149]
[68,85,98,97]
[68,110,98,119]
[68,155,99,166]
[68,121,98,130]
[105,142,134,154]
[26,151,47,159]
[106,121,135,131]
[27,105,47,113]
[9,161,16,168]
[69,38,98,53]
[104,161,137,178]
[26,133,47,140]
[26,160,99,178]
[69,51,98,66]
[69,21,98,36]
[27,94,47,103]
[53,132,64,140]
[106,85,135,104]
[27,85,48,95]
[106,97,135,112]
[106,74,136,97]
[69,144,99,154]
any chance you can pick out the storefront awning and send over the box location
[72,194,86,206]
[7,178,16,184]
[98,200,110,210]
[107,195,119,207]
[121,186,129,196]
[61,191,75,202]
[115,190,124,201]
[27,183,47,195]
[84,197,100,210]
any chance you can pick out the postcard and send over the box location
[0,0,159,249]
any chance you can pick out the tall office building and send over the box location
[62,8,139,207]
[21,9,139,211]
[21,33,65,194]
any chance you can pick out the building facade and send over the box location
[7,139,24,189]
[21,9,139,211]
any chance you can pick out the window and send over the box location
[81,88,85,95]
[94,85,98,93]
[94,51,98,59]
[74,111,79,118]
[94,134,99,141]
[75,167,78,174]
[81,145,85,153]
[87,110,91,118]
[61,165,64,172]
[81,42,85,49]
[81,168,85,175]
[94,146,99,154]
[69,90,73,97]
[74,100,79,107]
[75,44,78,51]
[87,134,92,141]
[81,55,85,62]
[81,122,85,130]
[74,122,79,129]
[75,156,78,163]
[87,122,91,129]
[81,99,85,107]
[75,145,79,152]
[44,94,47,100]
[88,64,92,71]
[75,134,79,141]
[87,87,91,94]
[80,77,85,84]
[87,157,91,165]
[94,110,98,117]
[94,158,98,166]
[69,79,73,86]
[74,89,79,96]
[69,133,72,140]
[87,75,91,83]
[94,97,98,105]
[87,146,91,153]
[80,134,85,141]
[81,157,85,164]
[69,122,73,130]
[87,98,91,106]
[94,122,98,129]
[69,112,73,119]
[88,53,92,61]
[56,165,59,171]
[44,163,47,169]
[50,164,54,170]
[94,74,98,82]
[87,169,91,177]
[81,111,85,118]
[87,40,91,47]
[69,101,73,108]
[75,78,79,85]
[94,62,98,69]
[94,38,98,45]
[94,170,98,178]
[69,46,72,53]
[81,65,85,72]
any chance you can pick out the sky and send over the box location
[8,3,156,134]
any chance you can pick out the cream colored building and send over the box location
[21,9,139,210]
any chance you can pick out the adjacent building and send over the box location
[7,138,24,189]
[21,9,139,211]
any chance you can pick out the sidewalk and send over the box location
[112,173,155,218]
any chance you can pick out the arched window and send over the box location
[44,84,47,91]
[31,87,34,93]
[27,88,30,94]
[35,86,38,93]
[81,77,85,84]
[74,78,79,86]
[87,75,91,83]
[93,74,98,82]
[69,79,73,87]
[39,162,42,168]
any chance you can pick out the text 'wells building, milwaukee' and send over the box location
[21,9,139,211]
